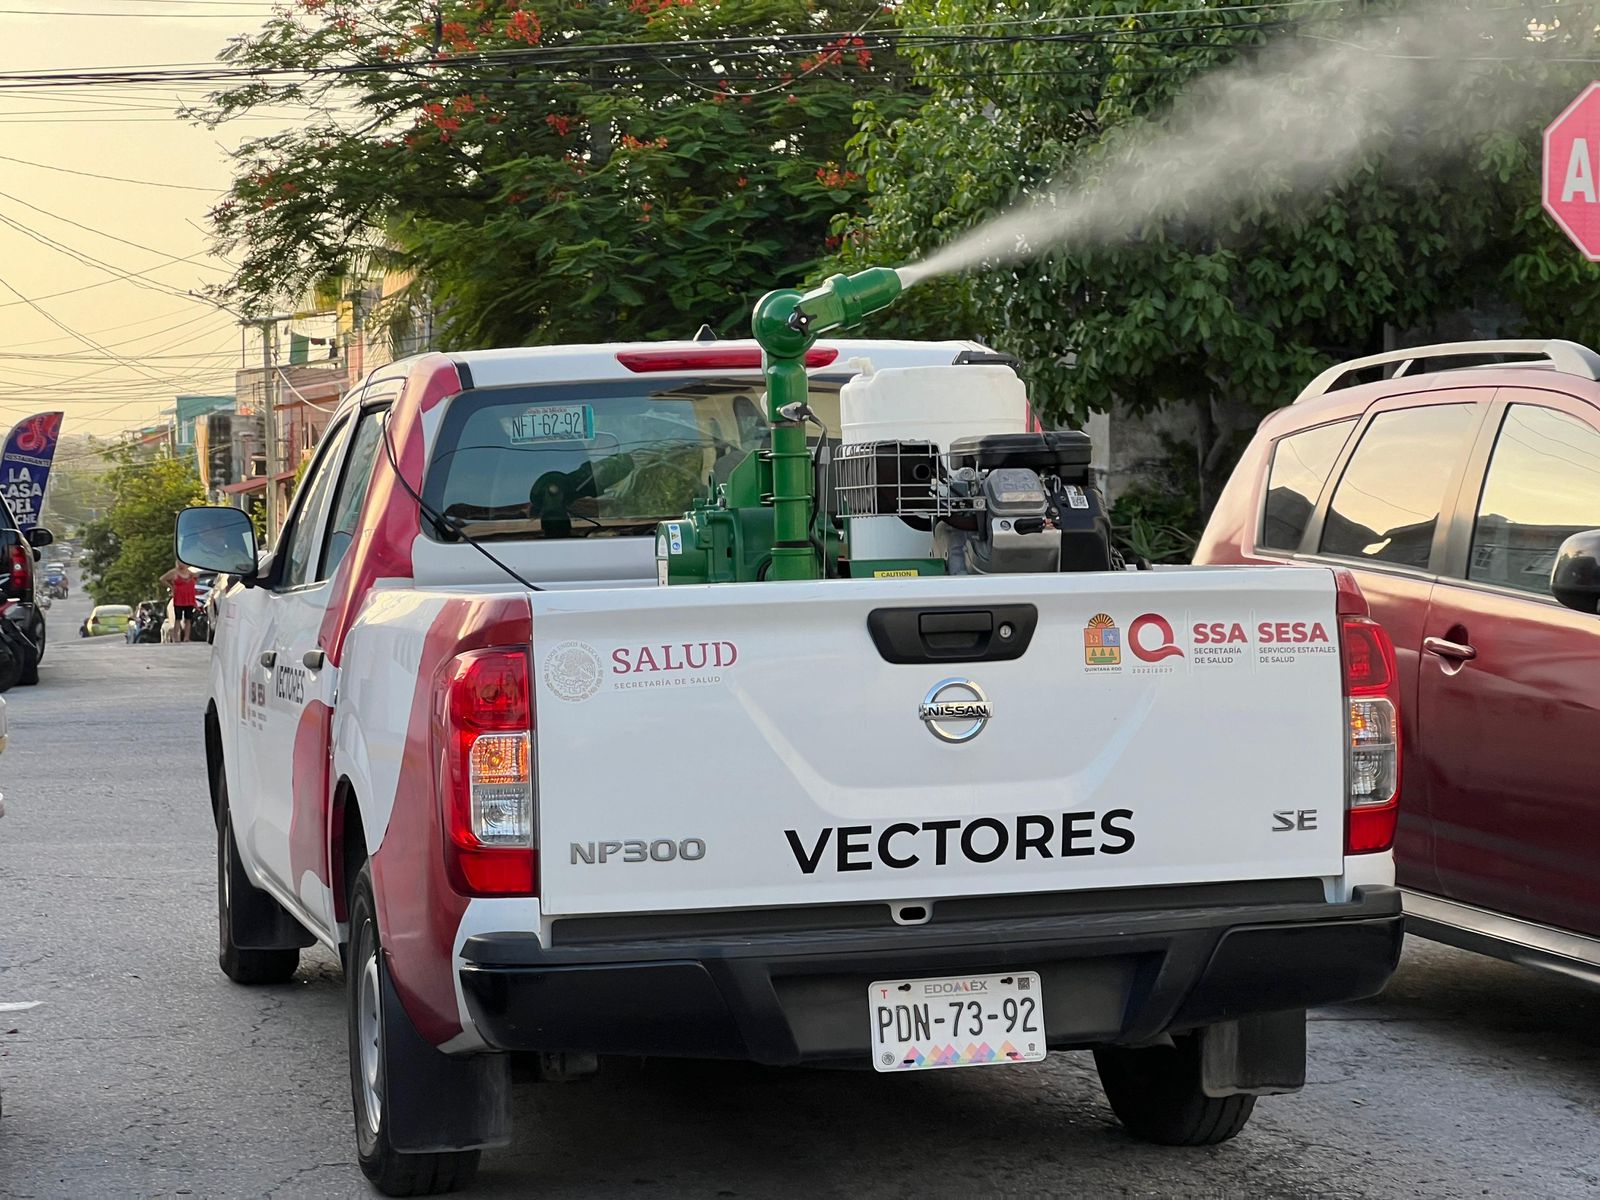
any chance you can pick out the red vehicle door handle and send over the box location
[1423,636,1476,662]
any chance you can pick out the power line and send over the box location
[1,304,224,349]
[0,5,276,17]
[0,257,217,309]
[0,218,206,309]
[0,269,178,385]
[0,189,232,273]
[0,311,240,397]
[0,9,1371,91]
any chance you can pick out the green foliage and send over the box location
[202,0,913,346]
[1112,484,1198,565]
[83,451,206,607]
[38,440,114,533]
[839,1,1600,530]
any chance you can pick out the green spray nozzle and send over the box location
[788,267,902,337]
[751,267,902,360]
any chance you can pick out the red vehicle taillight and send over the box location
[436,648,537,896]
[5,541,29,595]
[1340,616,1400,854]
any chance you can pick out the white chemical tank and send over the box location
[839,359,1029,561]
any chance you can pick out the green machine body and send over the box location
[656,268,902,586]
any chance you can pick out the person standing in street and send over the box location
[160,563,198,643]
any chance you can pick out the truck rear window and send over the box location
[422,377,842,540]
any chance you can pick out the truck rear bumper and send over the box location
[457,884,1401,1065]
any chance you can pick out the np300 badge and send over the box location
[919,678,992,743]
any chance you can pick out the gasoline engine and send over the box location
[657,268,1117,584]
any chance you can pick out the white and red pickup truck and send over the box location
[180,340,1404,1196]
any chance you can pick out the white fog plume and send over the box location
[897,6,1548,289]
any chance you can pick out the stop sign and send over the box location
[1545,83,1600,260]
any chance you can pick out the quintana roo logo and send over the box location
[1084,612,1121,668]
[543,640,604,702]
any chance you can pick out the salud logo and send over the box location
[1084,613,1121,668]
[542,640,604,703]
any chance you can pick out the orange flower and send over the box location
[506,10,541,44]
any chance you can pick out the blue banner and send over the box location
[0,412,64,533]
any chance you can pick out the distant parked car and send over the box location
[1196,337,1600,985]
[81,605,132,638]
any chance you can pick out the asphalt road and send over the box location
[3,584,1600,1198]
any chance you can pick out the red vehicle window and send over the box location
[1319,405,1477,570]
[1468,405,1600,596]
[1259,419,1356,552]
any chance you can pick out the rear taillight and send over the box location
[1340,616,1400,854]
[6,541,28,594]
[437,648,537,896]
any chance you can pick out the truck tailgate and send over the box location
[530,568,1346,916]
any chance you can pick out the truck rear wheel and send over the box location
[347,863,481,1197]
[1093,1035,1256,1146]
[18,641,39,685]
[216,778,300,985]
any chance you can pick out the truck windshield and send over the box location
[422,376,843,540]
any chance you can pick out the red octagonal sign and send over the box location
[1545,82,1600,260]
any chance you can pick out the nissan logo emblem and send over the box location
[918,678,992,743]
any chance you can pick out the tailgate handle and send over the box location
[918,611,991,655]
[919,611,992,636]
[868,604,1037,664]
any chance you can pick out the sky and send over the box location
[0,0,328,440]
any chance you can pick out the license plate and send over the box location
[509,403,594,443]
[868,971,1046,1072]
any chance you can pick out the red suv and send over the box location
[1197,339,1600,984]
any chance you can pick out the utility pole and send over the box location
[239,313,294,541]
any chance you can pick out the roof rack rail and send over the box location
[1292,339,1600,404]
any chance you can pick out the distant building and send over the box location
[127,423,173,459]
[222,354,346,534]
[339,269,435,388]
[174,394,235,454]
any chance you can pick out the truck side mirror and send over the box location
[1551,529,1600,614]
[175,506,259,580]
[28,527,53,548]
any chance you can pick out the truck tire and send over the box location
[18,642,39,686]
[347,863,481,1197]
[1093,1035,1256,1146]
[216,779,301,985]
